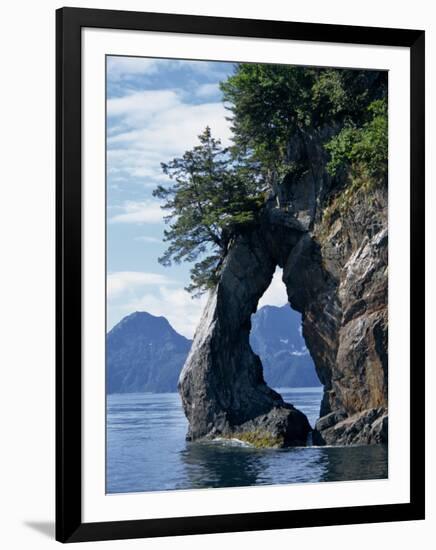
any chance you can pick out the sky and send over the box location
[106,56,288,338]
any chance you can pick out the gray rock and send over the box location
[313,408,388,445]
[178,226,311,447]
[179,125,388,448]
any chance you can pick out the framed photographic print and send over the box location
[56,7,425,543]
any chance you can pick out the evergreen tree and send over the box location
[153,127,263,295]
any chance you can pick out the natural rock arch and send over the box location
[178,220,312,447]
[178,130,388,448]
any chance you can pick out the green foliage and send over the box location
[221,64,314,170]
[153,127,263,296]
[220,64,387,176]
[319,99,388,229]
[325,99,388,183]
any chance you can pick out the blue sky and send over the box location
[106,56,288,337]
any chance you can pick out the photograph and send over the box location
[0,1,430,547]
[105,56,389,494]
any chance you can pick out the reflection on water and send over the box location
[178,441,388,490]
[106,390,387,494]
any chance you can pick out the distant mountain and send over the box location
[250,304,321,388]
[107,305,320,394]
[107,312,191,394]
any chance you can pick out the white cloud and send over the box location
[107,89,179,120]
[106,149,168,183]
[135,235,162,244]
[107,270,207,338]
[290,349,309,356]
[107,88,232,185]
[107,271,175,300]
[122,287,207,339]
[257,267,289,309]
[109,200,163,224]
[195,83,221,98]
[108,101,230,148]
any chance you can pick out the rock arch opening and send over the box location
[249,267,321,391]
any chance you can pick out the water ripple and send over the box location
[106,389,387,494]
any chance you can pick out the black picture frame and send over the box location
[56,7,425,543]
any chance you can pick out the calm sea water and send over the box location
[106,388,387,494]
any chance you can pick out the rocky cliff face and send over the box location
[178,126,388,447]
[308,190,388,445]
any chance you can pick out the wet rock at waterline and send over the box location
[313,407,388,446]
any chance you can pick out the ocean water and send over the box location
[106,388,388,494]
